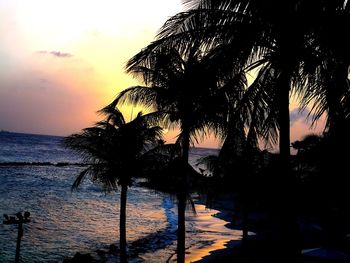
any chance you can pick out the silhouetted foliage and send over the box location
[65,107,164,263]
[142,0,350,260]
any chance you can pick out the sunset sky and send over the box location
[0,0,324,148]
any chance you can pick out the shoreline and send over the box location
[191,192,269,263]
[192,240,242,263]
[184,203,241,263]
[137,201,242,263]
[64,195,242,263]
[191,193,243,263]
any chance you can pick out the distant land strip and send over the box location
[0,162,87,167]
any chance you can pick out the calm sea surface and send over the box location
[0,132,239,263]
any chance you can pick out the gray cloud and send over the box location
[290,108,314,126]
[36,50,73,58]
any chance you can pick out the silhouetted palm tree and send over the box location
[108,47,233,262]
[123,6,283,254]
[131,0,304,168]
[65,107,163,263]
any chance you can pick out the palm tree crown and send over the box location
[65,107,163,190]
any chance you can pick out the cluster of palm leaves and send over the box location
[65,0,350,262]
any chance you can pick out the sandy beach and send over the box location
[131,200,242,263]
[191,193,245,263]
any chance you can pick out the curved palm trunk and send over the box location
[120,183,128,263]
[177,122,190,263]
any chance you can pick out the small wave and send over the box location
[162,197,177,231]
[128,196,177,258]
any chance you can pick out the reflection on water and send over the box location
[0,165,241,263]
[0,133,236,262]
[0,166,167,262]
[0,165,242,263]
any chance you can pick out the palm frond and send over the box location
[72,167,91,190]
[113,86,158,110]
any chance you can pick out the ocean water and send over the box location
[0,132,239,262]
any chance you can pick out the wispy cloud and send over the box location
[36,50,73,58]
[290,108,314,126]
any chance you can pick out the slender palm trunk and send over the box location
[277,72,291,170]
[276,69,301,261]
[120,183,128,263]
[177,192,186,263]
[241,101,259,243]
[177,122,190,263]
